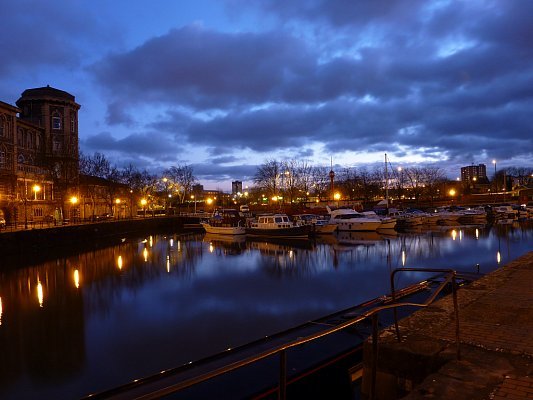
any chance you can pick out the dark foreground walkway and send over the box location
[362,251,533,400]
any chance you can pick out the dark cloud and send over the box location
[91,25,320,109]
[192,162,257,185]
[84,131,181,160]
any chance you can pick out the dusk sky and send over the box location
[1,0,531,191]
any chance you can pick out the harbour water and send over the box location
[0,221,531,399]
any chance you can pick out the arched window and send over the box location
[18,154,25,164]
[52,112,62,130]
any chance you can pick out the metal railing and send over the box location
[86,268,461,400]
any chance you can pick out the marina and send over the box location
[0,218,531,399]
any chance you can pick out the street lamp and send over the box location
[115,198,121,219]
[70,196,78,223]
[191,195,197,213]
[334,192,341,207]
[449,188,456,205]
[492,159,497,191]
[140,198,147,217]
[32,184,41,200]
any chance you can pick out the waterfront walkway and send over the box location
[363,251,533,399]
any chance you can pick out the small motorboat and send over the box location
[201,209,247,235]
[246,214,311,238]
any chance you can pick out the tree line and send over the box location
[80,152,532,207]
[253,158,450,203]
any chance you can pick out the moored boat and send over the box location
[327,207,382,231]
[201,208,247,235]
[292,214,338,234]
[361,211,397,230]
[246,214,311,238]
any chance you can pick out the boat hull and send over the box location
[311,223,338,234]
[201,223,246,235]
[335,220,382,232]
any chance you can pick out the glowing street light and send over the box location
[115,198,121,219]
[32,184,41,200]
[140,198,147,217]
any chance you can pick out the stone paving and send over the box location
[362,251,533,400]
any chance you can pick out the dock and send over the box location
[361,251,533,399]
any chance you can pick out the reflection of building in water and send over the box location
[0,232,209,392]
[0,263,85,389]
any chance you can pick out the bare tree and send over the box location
[420,166,447,202]
[404,167,425,202]
[163,164,197,204]
[339,167,359,200]
[254,159,281,199]
[294,160,315,203]
[311,166,330,201]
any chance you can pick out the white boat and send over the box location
[360,211,397,230]
[458,207,487,224]
[493,205,518,219]
[292,214,338,234]
[327,207,382,231]
[389,210,424,228]
[246,214,311,238]
[201,209,246,235]
[434,208,462,225]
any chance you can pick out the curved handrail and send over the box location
[85,268,461,400]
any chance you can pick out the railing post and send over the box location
[370,313,379,400]
[452,274,461,360]
[279,350,287,400]
[390,271,401,342]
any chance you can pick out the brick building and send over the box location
[0,86,80,225]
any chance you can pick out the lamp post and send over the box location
[140,198,147,218]
[492,159,497,192]
[191,195,197,213]
[70,196,78,223]
[449,188,456,206]
[334,192,341,207]
[115,198,121,219]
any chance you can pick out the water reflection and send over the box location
[0,222,531,399]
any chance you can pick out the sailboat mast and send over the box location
[385,153,389,212]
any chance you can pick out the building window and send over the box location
[52,116,61,130]
[71,117,75,133]
[0,115,4,137]
[18,154,25,164]
[34,208,43,217]
[17,128,23,146]
[0,150,5,168]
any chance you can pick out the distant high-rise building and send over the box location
[232,180,242,195]
[461,164,487,183]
